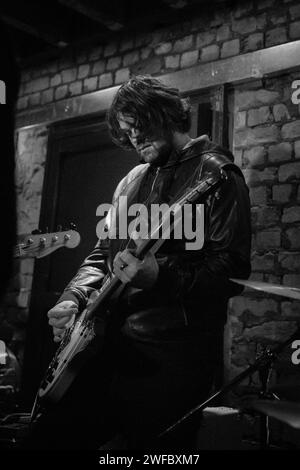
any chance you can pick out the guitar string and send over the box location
[91,170,162,303]
[117,167,161,254]
[100,168,209,286]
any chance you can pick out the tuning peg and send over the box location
[69,222,77,231]
[39,237,46,246]
[31,229,42,234]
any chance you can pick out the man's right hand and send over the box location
[47,300,78,343]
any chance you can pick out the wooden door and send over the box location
[21,115,137,408]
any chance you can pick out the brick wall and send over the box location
[225,71,300,395]
[2,0,300,418]
[0,126,47,365]
[16,1,300,113]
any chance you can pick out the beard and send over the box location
[138,136,173,167]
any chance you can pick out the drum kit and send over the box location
[160,278,300,448]
[231,279,300,431]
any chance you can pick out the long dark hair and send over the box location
[107,75,191,149]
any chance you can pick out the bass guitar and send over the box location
[32,169,227,416]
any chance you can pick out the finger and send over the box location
[60,301,78,309]
[113,258,127,271]
[113,251,122,264]
[53,326,66,336]
[48,310,75,320]
[119,249,140,266]
[54,334,63,343]
[143,251,156,263]
[48,316,73,328]
[113,264,131,284]
[113,253,128,271]
[65,314,75,329]
[48,308,77,319]
[133,237,144,248]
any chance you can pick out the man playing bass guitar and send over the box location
[27,75,251,450]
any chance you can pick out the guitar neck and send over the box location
[135,172,224,259]
[85,171,225,321]
[86,274,121,320]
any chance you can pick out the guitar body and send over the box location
[37,310,96,404]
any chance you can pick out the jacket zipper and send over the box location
[147,167,160,203]
[180,298,189,326]
[149,167,189,327]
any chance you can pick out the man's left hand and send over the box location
[113,245,159,290]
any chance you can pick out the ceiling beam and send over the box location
[162,0,227,9]
[1,15,68,48]
[16,40,300,130]
[57,0,124,31]
[162,0,189,9]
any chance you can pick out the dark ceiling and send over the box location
[1,0,236,67]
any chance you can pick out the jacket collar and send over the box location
[158,134,210,169]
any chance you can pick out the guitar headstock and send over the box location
[15,230,81,259]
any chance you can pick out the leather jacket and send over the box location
[58,136,251,339]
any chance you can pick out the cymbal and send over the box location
[250,400,300,429]
[230,279,300,300]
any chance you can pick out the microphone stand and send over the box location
[257,346,281,448]
[158,325,300,448]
